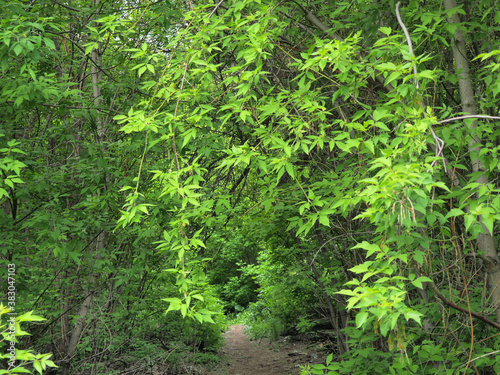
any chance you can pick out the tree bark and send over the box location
[443,0,500,322]
[61,289,92,375]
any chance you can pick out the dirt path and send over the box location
[216,325,319,375]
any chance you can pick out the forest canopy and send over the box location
[1,0,500,373]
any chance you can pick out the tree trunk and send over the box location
[61,3,107,371]
[306,257,348,354]
[61,288,92,375]
[443,0,500,322]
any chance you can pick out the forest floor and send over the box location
[207,325,325,375]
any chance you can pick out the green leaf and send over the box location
[8,368,32,373]
[17,311,45,322]
[84,44,94,55]
[481,213,494,235]
[326,353,333,366]
[42,359,57,368]
[379,27,391,35]
[418,70,435,79]
[445,208,464,219]
[180,304,187,317]
[44,37,56,50]
[349,263,369,274]
[319,214,330,227]
[236,83,250,97]
[345,279,360,286]
[404,310,423,325]
[361,271,375,282]
[385,71,400,86]
[432,181,450,192]
[202,314,215,323]
[390,312,401,330]
[190,294,204,301]
[364,139,375,154]
[464,213,475,232]
[353,241,381,257]
[356,311,368,328]
[380,320,391,337]
[138,66,147,77]
[426,212,436,225]
[285,162,295,178]
[411,279,423,289]
[413,251,424,265]
[373,108,390,121]
[336,289,357,296]
[376,62,397,70]
[33,360,43,374]
[14,44,23,56]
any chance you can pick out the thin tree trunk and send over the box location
[443,0,500,322]
[306,257,348,354]
[61,289,92,375]
[61,2,107,372]
[289,229,348,354]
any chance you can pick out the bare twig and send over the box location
[46,0,79,11]
[428,114,500,172]
[428,127,447,172]
[439,114,500,124]
[458,349,500,367]
[395,2,418,88]
[395,3,448,172]
[208,0,226,19]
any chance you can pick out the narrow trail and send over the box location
[217,325,317,375]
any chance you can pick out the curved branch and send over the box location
[395,2,418,88]
[429,279,500,330]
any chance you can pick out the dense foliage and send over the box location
[2,0,500,374]
[0,1,226,374]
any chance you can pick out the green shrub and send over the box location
[0,304,57,374]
